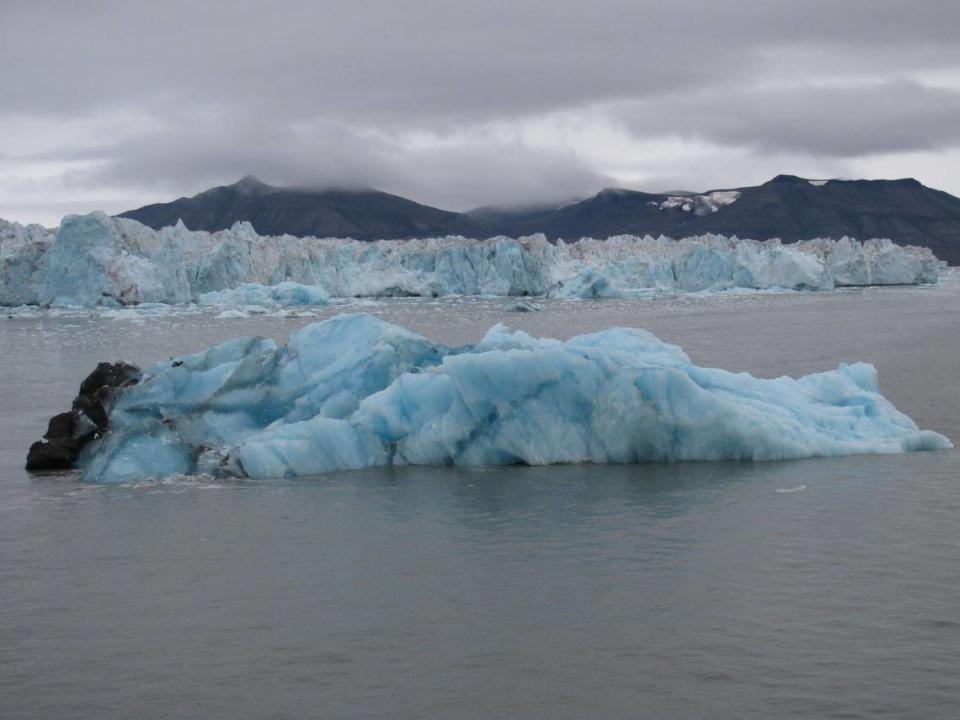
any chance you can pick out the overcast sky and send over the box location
[3,0,960,225]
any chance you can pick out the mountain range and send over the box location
[120,174,960,264]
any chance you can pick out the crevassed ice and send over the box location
[79,314,951,483]
[0,211,943,307]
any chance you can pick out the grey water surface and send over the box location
[2,284,959,719]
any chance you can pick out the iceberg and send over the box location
[71,314,950,483]
[0,212,943,307]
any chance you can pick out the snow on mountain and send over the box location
[0,211,942,308]
[78,314,952,482]
[653,190,742,215]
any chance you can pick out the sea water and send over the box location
[1,283,958,719]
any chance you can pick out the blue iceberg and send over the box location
[80,314,951,482]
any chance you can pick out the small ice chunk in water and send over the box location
[215,309,249,319]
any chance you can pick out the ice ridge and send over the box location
[0,212,943,307]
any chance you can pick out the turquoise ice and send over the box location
[0,212,943,307]
[79,314,952,482]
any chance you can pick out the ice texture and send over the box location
[79,314,951,483]
[0,211,943,307]
[198,281,330,307]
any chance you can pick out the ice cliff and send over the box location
[0,212,943,307]
[75,314,950,483]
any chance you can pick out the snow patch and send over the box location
[657,190,741,215]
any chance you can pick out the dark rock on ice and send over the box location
[79,362,142,400]
[26,362,142,472]
[25,438,78,471]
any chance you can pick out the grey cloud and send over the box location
[5,1,960,123]
[72,115,608,210]
[3,0,960,219]
[621,81,960,157]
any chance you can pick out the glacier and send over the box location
[0,211,943,307]
[76,314,951,483]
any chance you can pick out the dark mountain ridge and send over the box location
[119,175,484,240]
[119,174,960,263]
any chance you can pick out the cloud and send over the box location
[620,81,960,157]
[1,110,608,218]
[2,0,960,223]
[6,0,960,123]
[89,109,608,208]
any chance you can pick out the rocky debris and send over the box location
[26,361,142,472]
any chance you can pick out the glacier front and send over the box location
[0,212,943,307]
[74,314,951,483]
